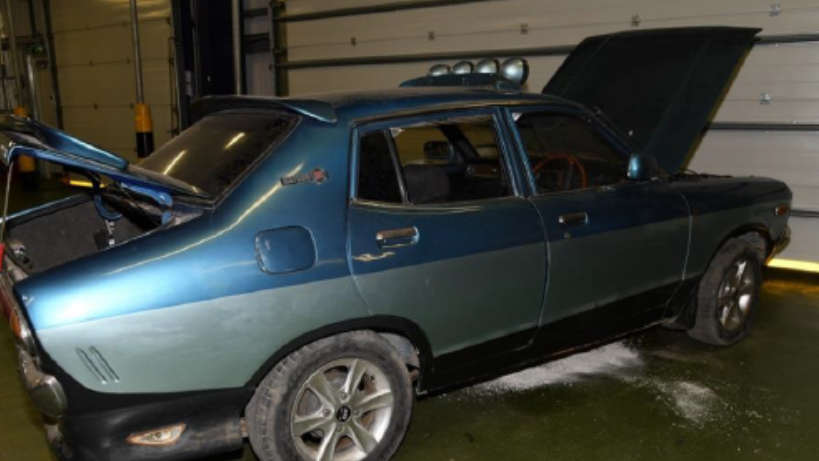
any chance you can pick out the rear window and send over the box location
[140,112,296,197]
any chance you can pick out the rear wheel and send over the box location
[688,238,762,346]
[246,331,413,461]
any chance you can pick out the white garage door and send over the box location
[245,0,819,264]
[50,0,176,162]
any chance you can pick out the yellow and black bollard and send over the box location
[135,103,155,158]
[13,107,38,192]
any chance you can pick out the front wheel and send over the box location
[246,331,413,461]
[688,238,763,346]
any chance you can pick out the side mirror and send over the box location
[627,154,660,181]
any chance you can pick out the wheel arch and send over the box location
[710,223,773,268]
[245,316,434,391]
[668,223,772,330]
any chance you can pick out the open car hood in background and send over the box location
[543,27,760,173]
[0,116,208,198]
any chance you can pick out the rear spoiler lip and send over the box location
[191,95,338,124]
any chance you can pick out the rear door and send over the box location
[347,109,546,368]
[507,107,690,345]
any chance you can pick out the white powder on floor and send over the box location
[462,341,722,425]
[472,342,643,394]
[652,380,720,424]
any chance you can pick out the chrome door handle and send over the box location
[376,227,419,248]
[558,212,588,228]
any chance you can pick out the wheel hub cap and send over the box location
[336,406,352,423]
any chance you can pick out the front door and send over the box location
[347,110,546,368]
[509,108,690,346]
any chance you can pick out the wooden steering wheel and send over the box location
[532,153,588,191]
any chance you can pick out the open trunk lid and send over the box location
[543,27,760,172]
[0,116,209,199]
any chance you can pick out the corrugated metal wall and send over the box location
[50,0,174,162]
[246,0,819,263]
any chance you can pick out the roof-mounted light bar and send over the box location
[424,57,530,85]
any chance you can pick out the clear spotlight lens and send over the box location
[452,61,475,74]
[428,64,452,76]
[501,57,530,84]
[475,59,500,74]
[127,424,186,446]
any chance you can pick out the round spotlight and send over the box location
[428,64,452,77]
[501,57,529,85]
[452,61,475,74]
[475,59,500,75]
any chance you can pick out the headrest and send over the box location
[403,165,450,204]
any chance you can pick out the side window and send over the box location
[515,113,628,194]
[356,117,512,205]
[357,131,403,203]
[391,118,511,204]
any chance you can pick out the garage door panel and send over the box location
[691,131,819,211]
[51,0,170,31]
[711,101,819,123]
[697,131,819,153]
[55,21,171,65]
[63,107,137,154]
[778,217,819,261]
[57,62,170,107]
[287,0,819,61]
[59,66,134,106]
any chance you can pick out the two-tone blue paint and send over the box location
[10,88,792,396]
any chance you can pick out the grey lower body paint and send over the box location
[37,277,368,394]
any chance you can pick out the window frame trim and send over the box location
[350,107,524,207]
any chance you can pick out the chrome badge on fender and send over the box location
[281,168,328,186]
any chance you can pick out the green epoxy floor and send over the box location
[1,183,818,461]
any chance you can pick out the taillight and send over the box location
[0,287,12,323]
[9,307,22,338]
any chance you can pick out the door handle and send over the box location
[376,227,419,248]
[558,212,588,228]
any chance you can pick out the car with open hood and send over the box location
[0,27,792,461]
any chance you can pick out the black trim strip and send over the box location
[709,122,819,132]
[267,33,819,69]
[791,209,819,218]
[275,0,501,23]
[278,44,575,69]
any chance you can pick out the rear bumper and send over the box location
[46,388,250,461]
[18,347,68,419]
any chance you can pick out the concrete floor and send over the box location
[1,183,818,461]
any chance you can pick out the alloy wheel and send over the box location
[717,259,756,332]
[291,358,395,461]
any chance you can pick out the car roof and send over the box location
[193,87,581,124]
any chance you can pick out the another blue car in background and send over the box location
[0,27,791,461]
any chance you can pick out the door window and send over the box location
[357,116,512,205]
[515,113,628,194]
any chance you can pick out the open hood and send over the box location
[543,27,760,172]
[0,116,208,198]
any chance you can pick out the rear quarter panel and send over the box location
[16,117,370,394]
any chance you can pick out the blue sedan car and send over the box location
[0,27,791,461]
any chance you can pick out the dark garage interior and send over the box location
[1,1,818,461]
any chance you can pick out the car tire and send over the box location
[246,331,413,461]
[688,238,763,346]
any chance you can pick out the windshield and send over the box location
[140,111,296,197]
